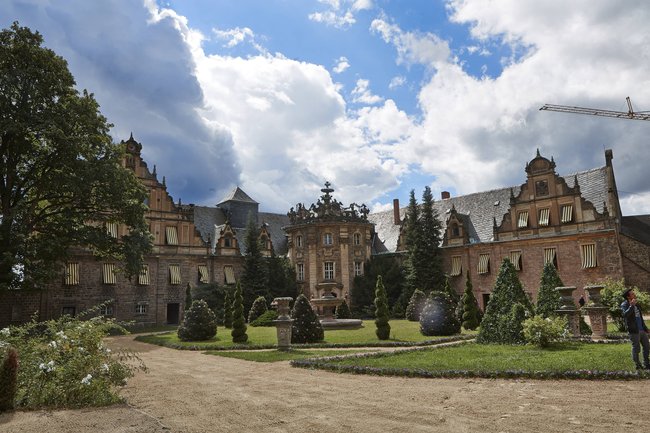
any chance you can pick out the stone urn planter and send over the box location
[272,297,293,351]
[583,285,608,339]
[554,286,580,337]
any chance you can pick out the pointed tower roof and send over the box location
[218,186,258,205]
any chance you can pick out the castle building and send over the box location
[2,139,649,327]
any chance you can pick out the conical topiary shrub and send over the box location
[335,300,351,319]
[374,275,391,340]
[177,299,217,341]
[461,271,481,330]
[185,283,192,309]
[536,262,563,318]
[0,347,18,412]
[223,289,233,329]
[477,258,533,344]
[419,290,461,336]
[405,289,426,321]
[291,294,324,344]
[247,296,268,323]
[231,282,248,343]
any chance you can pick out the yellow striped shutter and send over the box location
[477,254,490,274]
[224,266,236,284]
[138,265,150,285]
[581,244,597,268]
[106,222,118,238]
[543,248,556,266]
[538,208,550,226]
[103,263,116,284]
[517,211,529,228]
[561,205,573,223]
[65,263,79,285]
[198,265,209,283]
[510,251,522,270]
[169,265,181,284]
[450,256,462,276]
[166,227,179,245]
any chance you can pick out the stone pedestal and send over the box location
[584,285,608,339]
[272,297,293,351]
[555,286,580,337]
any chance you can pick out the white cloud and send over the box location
[333,56,350,73]
[309,0,374,28]
[351,79,383,105]
[388,75,406,89]
[370,16,450,68]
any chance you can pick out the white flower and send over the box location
[48,340,57,349]
[0,328,10,337]
[81,374,92,385]
[55,330,68,340]
[39,360,56,372]
[105,348,111,353]
[78,347,86,353]
[101,363,110,373]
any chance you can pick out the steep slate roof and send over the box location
[191,206,289,255]
[368,166,610,253]
[218,186,258,204]
[621,215,650,245]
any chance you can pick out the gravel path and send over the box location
[1,335,646,433]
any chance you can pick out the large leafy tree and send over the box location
[0,23,150,289]
[351,255,403,316]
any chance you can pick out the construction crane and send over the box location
[540,97,650,121]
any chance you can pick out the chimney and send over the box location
[393,199,400,225]
[441,191,450,200]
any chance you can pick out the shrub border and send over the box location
[290,338,648,381]
[134,333,474,351]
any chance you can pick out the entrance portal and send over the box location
[167,303,180,325]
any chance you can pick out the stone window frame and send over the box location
[324,261,335,280]
[296,234,303,248]
[353,232,362,246]
[296,263,305,281]
[323,233,333,246]
[135,302,148,315]
[354,261,363,276]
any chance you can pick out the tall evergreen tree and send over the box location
[461,271,481,330]
[405,289,426,321]
[231,282,248,343]
[351,255,403,316]
[419,186,444,291]
[223,288,233,328]
[266,250,297,300]
[291,294,324,343]
[184,283,192,310]
[240,214,267,315]
[374,275,391,340]
[477,259,533,344]
[403,189,421,297]
[536,262,564,318]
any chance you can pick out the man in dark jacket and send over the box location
[621,288,650,370]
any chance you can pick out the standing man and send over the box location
[621,288,650,370]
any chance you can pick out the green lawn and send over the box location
[327,341,636,372]
[135,320,476,349]
[206,349,373,362]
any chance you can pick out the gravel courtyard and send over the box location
[1,335,646,433]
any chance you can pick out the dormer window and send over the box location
[323,233,333,246]
[451,223,460,237]
[224,237,232,247]
[517,211,529,228]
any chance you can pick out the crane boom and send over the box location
[540,97,650,121]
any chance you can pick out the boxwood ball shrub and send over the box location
[250,309,278,327]
[291,294,324,344]
[231,282,248,343]
[247,296,268,323]
[374,276,391,340]
[335,300,351,319]
[405,289,426,322]
[177,300,217,341]
[477,258,533,344]
[419,291,461,336]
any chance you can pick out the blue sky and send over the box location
[2,0,649,215]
